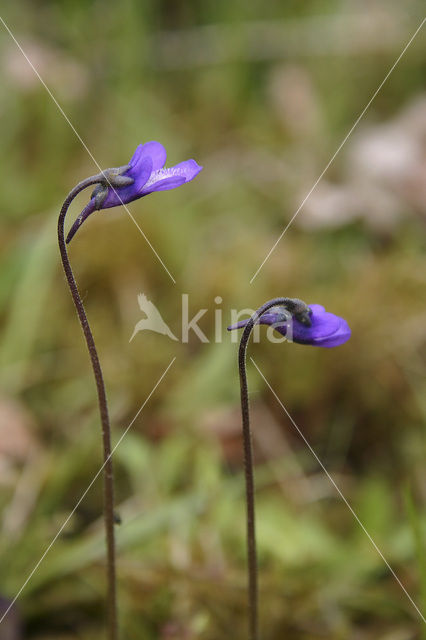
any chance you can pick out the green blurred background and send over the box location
[0,1,425,638]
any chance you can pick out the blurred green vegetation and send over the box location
[0,0,425,638]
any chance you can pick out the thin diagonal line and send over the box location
[0,15,176,284]
[0,357,176,626]
[250,16,426,284]
[251,356,426,624]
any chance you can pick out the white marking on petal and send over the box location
[143,167,187,188]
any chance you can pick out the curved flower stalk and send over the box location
[227,298,350,640]
[58,143,201,640]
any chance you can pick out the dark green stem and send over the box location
[58,174,118,640]
[238,297,309,640]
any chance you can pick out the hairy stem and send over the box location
[238,297,305,640]
[58,175,118,640]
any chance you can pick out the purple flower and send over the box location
[228,304,351,348]
[66,141,202,243]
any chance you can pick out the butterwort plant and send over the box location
[58,141,202,640]
[227,297,350,640]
